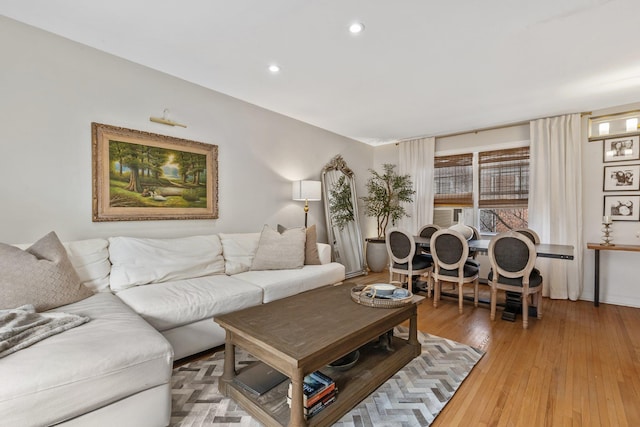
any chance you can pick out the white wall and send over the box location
[0,17,373,244]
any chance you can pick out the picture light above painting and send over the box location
[92,123,218,222]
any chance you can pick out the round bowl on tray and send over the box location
[370,283,396,296]
[351,283,413,308]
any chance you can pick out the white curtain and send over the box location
[398,137,436,234]
[529,114,583,300]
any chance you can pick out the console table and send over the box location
[587,243,640,307]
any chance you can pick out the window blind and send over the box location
[478,147,529,207]
[433,153,473,206]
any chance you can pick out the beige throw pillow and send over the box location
[277,224,321,265]
[251,225,306,270]
[303,225,321,265]
[0,232,93,311]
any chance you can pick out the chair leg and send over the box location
[458,281,464,314]
[490,285,497,321]
[536,291,543,319]
[522,291,529,329]
[433,279,440,308]
[473,278,479,308]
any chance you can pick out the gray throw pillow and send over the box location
[0,232,93,311]
[251,225,306,270]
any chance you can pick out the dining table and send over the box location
[414,235,575,321]
[413,236,575,260]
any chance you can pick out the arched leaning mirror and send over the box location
[322,155,366,278]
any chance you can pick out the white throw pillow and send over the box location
[108,235,225,291]
[219,232,261,275]
[251,225,305,271]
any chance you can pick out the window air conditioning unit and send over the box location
[433,208,455,228]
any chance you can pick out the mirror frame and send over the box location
[321,155,366,278]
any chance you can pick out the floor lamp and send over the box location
[292,180,322,227]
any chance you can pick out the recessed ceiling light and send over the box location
[349,22,365,34]
[268,64,280,73]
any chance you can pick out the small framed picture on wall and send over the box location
[603,164,640,191]
[603,135,640,162]
[603,195,640,221]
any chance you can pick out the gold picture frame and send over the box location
[92,123,218,222]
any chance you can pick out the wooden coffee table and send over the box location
[215,283,424,427]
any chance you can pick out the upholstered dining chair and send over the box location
[386,227,433,297]
[514,228,540,244]
[488,231,543,329]
[466,225,482,267]
[430,229,480,314]
[418,224,440,238]
[417,224,440,261]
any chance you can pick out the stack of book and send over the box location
[287,371,337,419]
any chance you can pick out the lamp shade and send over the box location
[292,180,322,201]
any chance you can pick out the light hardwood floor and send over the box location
[350,271,640,427]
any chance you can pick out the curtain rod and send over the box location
[395,111,592,144]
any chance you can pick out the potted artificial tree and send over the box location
[361,164,414,272]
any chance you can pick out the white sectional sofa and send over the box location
[0,229,345,427]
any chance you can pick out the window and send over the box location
[433,153,473,207]
[478,147,529,207]
[478,147,529,233]
[433,147,530,234]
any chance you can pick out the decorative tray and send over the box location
[350,281,413,308]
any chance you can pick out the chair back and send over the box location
[489,231,537,280]
[385,228,416,265]
[469,225,481,240]
[514,228,540,244]
[418,224,440,238]
[430,229,469,273]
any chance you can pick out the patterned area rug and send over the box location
[171,329,484,426]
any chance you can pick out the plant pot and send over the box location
[366,238,388,273]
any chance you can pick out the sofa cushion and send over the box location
[0,232,93,311]
[64,238,111,293]
[108,235,225,292]
[14,238,111,293]
[235,263,346,303]
[115,275,264,331]
[251,225,305,270]
[219,232,261,274]
[0,293,173,427]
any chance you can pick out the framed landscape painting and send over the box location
[603,195,640,221]
[92,123,218,221]
[603,164,640,191]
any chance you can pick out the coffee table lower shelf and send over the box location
[220,335,420,427]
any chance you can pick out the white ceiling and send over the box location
[2,0,640,145]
